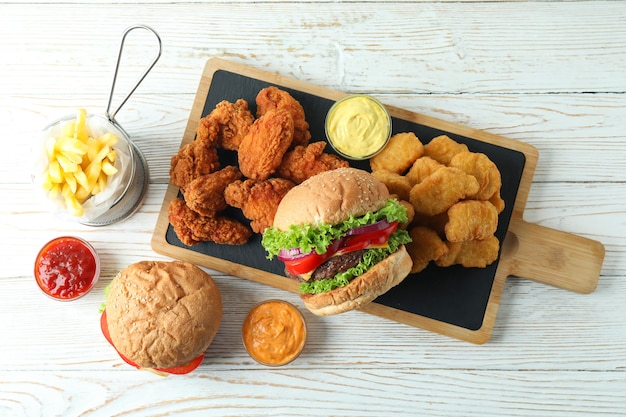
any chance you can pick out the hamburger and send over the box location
[262,167,413,315]
[100,260,222,374]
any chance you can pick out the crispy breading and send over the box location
[197,99,254,151]
[168,198,251,246]
[435,235,500,268]
[409,166,480,216]
[169,138,220,191]
[423,135,469,165]
[276,141,349,184]
[445,200,498,242]
[256,86,311,147]
[449,151,502,200]
[488,191,506,214]
[225,177,295,233]
[405,226,449,273]
[370,132,423,174]
[372,169,412,201]
[182,166,242,217]
[238,109,294,180]
[405,156,444,186]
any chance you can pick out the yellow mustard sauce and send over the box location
[242,300,307,366]
[325,95,391,159]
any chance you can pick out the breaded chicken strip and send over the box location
[170,138,220,191]
[276,141,349,184]
[183,166,242,217]
[256,86,311,147]
[225,177,295,233]
[168,198,251,246]
[197,99,254,151]
[238,109,294,180]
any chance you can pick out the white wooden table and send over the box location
[1,2,625,416]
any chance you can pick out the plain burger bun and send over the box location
[273,167,390,230]
[106,260,222,369]
[300,245,412,316]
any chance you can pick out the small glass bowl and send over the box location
[325,94,392,160]
[32,113,135,224]
[242,299,307,366]
[34,236,101,301]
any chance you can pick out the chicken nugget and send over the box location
[256,86,311,147]
[423,135,469,165]
[409,167,480,216]
[238,109,294,180]
[398,200,415,229]
[445,200,498,242]
[405,156,444,186]
[170,138,220,191]
[449,152,502,200]
[183,166,242,217]
[411,212,449,236]
[435,235,500,268]
[372,169,412,201]
[488,190,506,214]
[370,132,423,174]
[405,226,449,273]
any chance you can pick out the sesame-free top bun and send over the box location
[273,167,390,230]
[106,260,222,369]
[300,245,412,316]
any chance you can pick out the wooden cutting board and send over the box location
[152,58,605,344]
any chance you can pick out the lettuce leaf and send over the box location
[262,199,409,258]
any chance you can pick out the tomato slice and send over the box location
[100,310,204,375]
[282,221,398,276]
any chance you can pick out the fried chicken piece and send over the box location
[276,141,349,184]
[170,138,220,190]
[423,135,469,165]
[435,235,500,268]
[370,132,424,174]
[182,166,242,217]
[405,226,449,273]
[256,86,311,147]
[445,200,498,242]
[238,109,294,180]
[168,198,251,246]
[449,151,502,201]
[197,99,254,151]
[225,177,295,233]
[409,166,480,216]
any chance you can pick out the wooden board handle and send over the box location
[504,220,605,294]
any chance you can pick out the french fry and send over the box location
[41,108,122,216]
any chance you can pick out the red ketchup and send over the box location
[34,236,100,300]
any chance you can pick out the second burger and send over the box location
[262,167,413,316]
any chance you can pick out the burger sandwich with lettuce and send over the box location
[262,167,413,315]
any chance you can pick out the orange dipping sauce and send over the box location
[242,300,307,366]
[34,236,100,301]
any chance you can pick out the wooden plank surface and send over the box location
[1,1,625,416]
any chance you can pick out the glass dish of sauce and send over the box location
[325,94,392,160]
[34,236,100,301]
[242,300,307,366]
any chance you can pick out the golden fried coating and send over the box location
[168,198,251,246]
[372,169,412,201]
[405,226,449,273]
[238,109,295,180]
[449,151,502,201]
[170,138,220,191]
[182,166,242,217]
[423,135,469,165]
[411,212,449,236]
[256,86,311,147]
[405,156,444,186]
[276,141,349,184]
[370,132,423,174]
[409,167,480,216]
[398,200,415,230]
[489,191,506,214]
[225,177,295,233]
[445,201,498,242]
[435,235,500,268]
[197,99,254,151]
